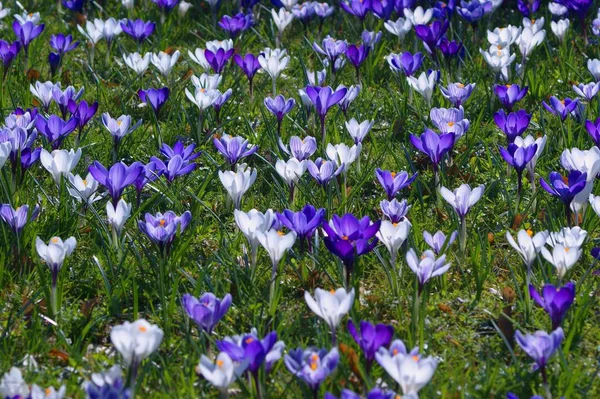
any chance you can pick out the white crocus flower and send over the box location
[517,27,546,59]
[258,48,290,93]
[513,135,546,181]
[403,6,432,25]
[522,17,545,35]
[487,25,521,47]
[547,227,587,248]
[304,288,355,332]
[30,384,66,399]
[30,81,58,110]
[549,2,567,16]
[188,48,210,70]
[185,87,220,110]
[345,119,373,144]
[197,352,248,391]
[77,19,104,45]
[35,236,77,273]
[218,163,257,209]
[206,39,234,52]
[107,199,132,234]
[110,319,164,368]
[14,11,40,25]
[275,158,307,186]
[122,0,134,10]
[384,17,412,40]
[281,0,298,10]
[551,19,569,42]
[560,147,600,213]
[271,8,294,34]
[479,48,516,80]
[0,141,11,170]
[407,70,438,105]
[0,2,10,20]
[541,244,581,279]
[40,148,82,185]
[326,143,361,171]
[234,209,275,269]
[590,194,600,217]
[256,228,296,276]
[191,73,222,90]
[67,172,100,204]
[0,367,29,399]
[440,184,485,219]
[377,219,411,265]
[375,352,438,397]
[101,17,124,43]
[151,50,180,78]
[588,59,600,81]
[123,52,151,75]
[506,229,549,269]
[178,1,191,18]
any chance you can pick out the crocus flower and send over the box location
[258,48,289,94]
[322,214,380,284]
[152,0,180,12]
[185,87,220,111]
[414,20,448,53]
[340,0,371,20]
[423,230,457,255]
[213,134,257,165]
[233,53,261,94]
[0,40,20,74]
[517,0,540,16]
[386,51,423,76]
[346,44,369,76]
[12,20,44,52]
[36,115,78,149]
[212,88,232,120]
[345,119,373,144]
[151,50,180,78]
[348,320,394,368]
[63,0,84,11]
[361,30,382,50]
[205,47,235,74]
[191,73,222,91]
[407,69,438,105]
[219,12,253,38]
[291,2,315,24]
[272,8,294,34]
[404,6,433,25]
[217,329,285,374]
[68,99,98,133]
[384,17,412,40]
[218,163,257,209]
[441,183,485,218]
[106,199,132,234]
[234,209,275,269]
[479,48,516,80]
[152,154,195,183]
[494,109,531,143]
[52,85,84,118]
[102,113,142,143]
[36,236,77,312]
[506,229,549,269]
[110,319,164,369]
[275,158,307,186]
[499,143,538,192]
[0,204,39,233]
[50,33,79,56]
[67,172,100,204]
[375,350,438,396]
[304,287,354,341]
[121,19,155,42]
[543,96,579,121]
[551,19,570,42]
[182,292,232,334]
[138,210,192,249]
[375,168,417,200]
[541,241,582,278]
[285,347,339,393]
[560,147,600,212]
[82,366,131,399]
[0,368,29,399]
[409,129,455,171]
[314,2,335,19]
[457,0,492,24]
[540,170,587,210]
[337,84,360,115]
[277,205,325,246]
[161,141,200,163]
[572,82,599,102]
[40,148,81,184]
[138,87,169,117]
[123,52,151,75]
[529,283,575,330]
[406,248,450,292]
[380,198,410,223]
[439,83,475,107]
[88,161,145,205]
[439,38,463,59]
[515,328,563,377]
[264,95,296,123]
[430,106,470,138]
[281,136,317,161]
[307,158,344,185]
[197,352,248,392]
[305,85,347,142]
[377,219,411,265]
[257,228,297,278]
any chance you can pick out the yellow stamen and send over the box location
[393,222,399,227]
[245,337,254,344]
[310,361,318,370]
[82,179,87,186]
[45,388,52,396]
[447,121,455,127]
[341,235,349,240]
[51,237,59,243]
[391,172,396,178]
[456,83,465,88]
[139,325,147,332]
[392,348,399,355]
[564,247,570,253]
[330,289,336,294]
[497,50,502,57]
[117,120,122,126]
[277,230,285,236]
[216,359,224,368]
[159,219,166,226]
[506,84,512,88]
[526,229,533,237]
[412,355,419,361]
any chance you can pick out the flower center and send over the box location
[412,355,419,361]
[392,348,399,355]
[560,99,565,105]
[51,237,59,243]
[310,354,319,370]
[497,50,502,56]
[456,83,464,88]
[82,179,87,186]
[526,229,533,237]
[45,388,52,396]
[159,219,166,226]
[245,337,254,344]
[138,325,147,332]
[564,247,570,253]
[341,235,349,240]
[117,120,122,126]
[506,84,512,88]
[391,172,396,178]
[277,230,285,236]
[200,88,206,93]
[447,121,455,127]
[216,359,224,368]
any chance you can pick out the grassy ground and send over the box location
[0,0,599,398]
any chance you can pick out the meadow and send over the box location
[0,0,599,398]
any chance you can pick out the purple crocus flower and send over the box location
[213,134,257,165]
[572,82,600,102]
[347,320,394,368]
[161,141,201,163]
[52,86,84,118]
[151,155,196,182]
[457,0,492,24]
[181,292,232,334]
[313,37,348,74]
[439,38,463,59]
[88,161,145,205]
[430,106,470,138]
[517,0,540,17]
[543,97,579,121]
[494,109,531,143]
[12,21,45,52]
[414,20,448,54]
[205,48,234,74]
[292,2,316,25]
[529,283,575,330]
[585,118,600,147]
[152,0,180,12]
[375,169,417,200]
[213,89,233,122]
[305,85,347,142]
[277,204,325,244]
[233,53,261,95]
[439,83,475,107]
[361,30,382,50]
[370,0,394,20]
[506,394,545,399]
[0,204,39,233]
[307,158,343,185]
[494,84,528,111]
[264,95,296,122]
[394,0,416,14]
[423,230,457,255]
[285,347,339,393]
[323,214,380,284]
[138,87,169,117]
[539,170,587,208]
[49,53,60,76]
[0,40,21,75]
[409,129,455,171]
[346,44,369,77]
[407,249,451,292]
[219,13,253,38]
[282,136,317,161]
[63,0,85,11]
[515,328,564,377]
[217,330,284,374]
[36,115,78,149]
[68,99,98,132]
[138,210,192,249]
[121,19,156,43]
[50,34,79,55]
[380,198,410,223]
[338,85,360,115]
[340,0,371,20]
[314,2,336,20]
[562,0,593,22]
[499,143,538,192]
[387,52,423,76]
[133,160,163,195]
